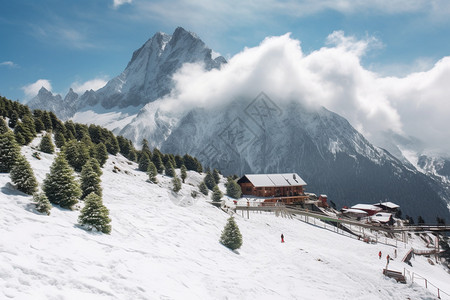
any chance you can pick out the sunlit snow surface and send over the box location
[1,139,450,299]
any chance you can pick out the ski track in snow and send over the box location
[0,138,449,299]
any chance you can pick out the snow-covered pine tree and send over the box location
[180,164,187,183]
[204,171,216,190]
[43,153,81,208]
[152,151,165,174]
[87,157,102,177]
[213,169,220,184]
[33,192,52,215]
[212,185,223,202]
[138,152,151,172]
[147,161,158,183]
[0,131,21,173]
[95,142,108,167]
[39,133,55,154]
[78,192,111,234]
[64,140,90,172]
[54,131,66,148]
[220,216,243,251]
[80,161,102,199]
[226,177,242,199]
[10,154,38,195]
[172,173,182,193]
[0,117,9,134]
[199,181,208,195]
[165,161,175,177]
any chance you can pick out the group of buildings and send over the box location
[236,172,400,225]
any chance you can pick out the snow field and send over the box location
[1,141,449,299]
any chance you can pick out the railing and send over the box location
[404,269,450,299]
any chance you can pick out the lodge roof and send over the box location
[374,201,400,209]
[238,173,307,187]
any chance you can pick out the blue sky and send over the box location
[1,0,450,102]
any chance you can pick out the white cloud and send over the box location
[158,31,450,155]
[0,61,18,68]
[113,0,132,8]
[32,23,95,49]
[71,77,108,94]
[21,79,52,101]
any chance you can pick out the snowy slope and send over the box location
[1,139,450,299]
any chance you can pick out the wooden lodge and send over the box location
[237,173,309,205]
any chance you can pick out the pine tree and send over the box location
[175,155,184,168]
[80,161,102,200]
[152,151,164,174]
[10,154,38,195]
[418,216,425,225]
[165,161,175,177]
[64,140,90,172]
[54,131,66,148]
[147,161,158,183]
[172,174,182,193]
[128,149,137,162]
[199,181,208,195]
[95,142,108,167]
[33,192,52,215]
[213,169,220,184]
[138,152,151,172]
[220,216,243,251]
[226,177,242,199]
[204,171,216,190]
[180,164,187,183]
[0,131,21,173]
[43,153,81,208]
[39,133,55,154]
[212,185,223,202]
[8,111,18,128]
[78,192,111,234]
[14,121,33,145]
[87,157,102,177]
[0,117,9,134]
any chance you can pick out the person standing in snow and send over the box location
[386,254,390,267]
[379,251,382,259]
[281,233,284,243]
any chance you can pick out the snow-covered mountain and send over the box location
[1,136,449,299]
[26,28,450,222]
[29,27,226,115]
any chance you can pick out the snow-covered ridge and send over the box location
[1,137,450,299]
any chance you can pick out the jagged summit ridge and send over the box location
[29,27,227,116]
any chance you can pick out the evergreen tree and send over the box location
[199,181,208,195]
[220,216,243,251]
[39,133,55,154]
[33,192,52,215]
[213,169,220,184]
[152,151,164,174]
[22,114,36,137]
[8,111,18,128]
[0,131,21,173]
[0,117,9,134]
[226,177,242,199]
[105,132,120,155]
[64,140,90,172]
[417,216,425,225]
[80,162,102,200]
[54,131,66,148]
[87,157,102,177]
[175,155,184,168]
[212,185,223,202]
[138,152,151,172]
[78,192,111,234]
[128,149,137,162]
[95,142,108,167]
[43,153,81,208]
[14,121,33,145]
[172,174,182,193]
[204,171,216,190]
[147,161,158,183]
[165,161,175,177]
[10,154,38,195]
[42,111,53,131]
[180,164,187,183]
[141,139,151,156]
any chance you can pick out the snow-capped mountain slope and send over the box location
[29,27,226,117]
[1,138,449,299]
[28,87,76,120]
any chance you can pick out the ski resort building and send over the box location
[237,173,309,205]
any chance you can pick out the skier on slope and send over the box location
[281,233,284,243]
[379,251,382,259]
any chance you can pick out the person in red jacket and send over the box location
[281,233,284,243]
[379,251,382,259]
